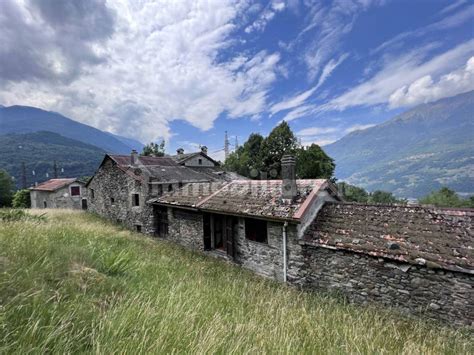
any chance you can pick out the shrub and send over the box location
[0,209,46,222]
[12,189,31,208]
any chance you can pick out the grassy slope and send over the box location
[0,210,472,353]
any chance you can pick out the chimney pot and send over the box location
[200,146,208,154]
[281,154,297,201]
[177,148,184,155]
[131,149,138,166]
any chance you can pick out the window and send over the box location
[198,158,203,165]
[168,184,173,192]
[135,225,142,233]
[90,189,95,200]
[158,184,163,195]
[110,197,115,204]
[245,218,267,243]
[70,186,81,196]
[43,201,47,208]
[132,193,140,207]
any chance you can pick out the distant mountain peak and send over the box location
[0,105,144,154]
[324,91,474,198]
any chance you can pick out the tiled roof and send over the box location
[169,151,220,165]
[30,178,78,191]
[105,155,236,184]
[151,179,335,221]
[110,155,178,167]
[303,202,474,274]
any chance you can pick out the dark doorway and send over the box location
[81,199,88,210]
[154,206,169,237]
[203,213,238,258]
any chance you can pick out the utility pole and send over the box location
[21,162,27,189]
[235,136,239,151]
[224,131,230,161]
[53,160,58,178]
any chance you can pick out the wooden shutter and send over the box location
[203,213,211,250]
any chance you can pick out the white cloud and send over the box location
[244,1,286,34]
[389,56,474,108]
[329,40,474,110]
[296,126,338,136]
[372,5,474,55]
[0,0,281,142]
[345,123,376,133]
[270,53,348,115]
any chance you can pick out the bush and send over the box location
[0,209,46,222]
[0,169,13,207]
[12,189,31,208]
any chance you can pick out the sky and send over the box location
[1,0,473,160]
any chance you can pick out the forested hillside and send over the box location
[325,91,474,198]
[0,131,105,187]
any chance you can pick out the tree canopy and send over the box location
[0,169,14,207]
[224,122,334,179]
[419,187,473,208]
[141,141,165,157]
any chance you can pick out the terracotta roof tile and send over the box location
[152,179,334,221]
[30,178,78,192]
[303,202,474,274]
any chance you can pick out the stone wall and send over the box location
[167,208,204,250]
[297,202,474,327]
[234,221,298,281]
[31,183,86,209]
[87,158,152,231]
[300,246,473,327]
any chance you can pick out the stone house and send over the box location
[151,155,473,326]
[86,148,240,232]
[150,156,341,281]
[30,178,87,209]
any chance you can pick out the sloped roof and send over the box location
[303,202,474,274]
[169,151,220,166]
[109,155,177,167]
[87,154,235,187]
[30,178,78,192]
[151,179,338,221]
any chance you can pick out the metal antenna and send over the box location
[224,131,230,160]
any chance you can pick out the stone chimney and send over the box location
[200,146,208,155]
[131,149,138,166]
[176,148,184,155]
[281,154,297,201]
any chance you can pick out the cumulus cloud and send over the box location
[329,40,474,110]
[0,0,115,83]
[389,56,474,108]
[0,0,281,142]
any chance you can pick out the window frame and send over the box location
[70,186,81,196]
[132,193,140,207]
[244,218,268,244]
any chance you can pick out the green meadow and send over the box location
[0,209,472,354]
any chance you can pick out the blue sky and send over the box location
[1,0,473,160]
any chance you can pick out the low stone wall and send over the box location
[300,246,473,326]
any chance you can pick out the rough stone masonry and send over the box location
[300,202,473,327]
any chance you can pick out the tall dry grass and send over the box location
[0,209,472,353]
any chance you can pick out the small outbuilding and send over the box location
[30,178,87,210]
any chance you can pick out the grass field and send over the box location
[0,209,472,354]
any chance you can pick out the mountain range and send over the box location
[0,105,144,154]
[324,90,474,198]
